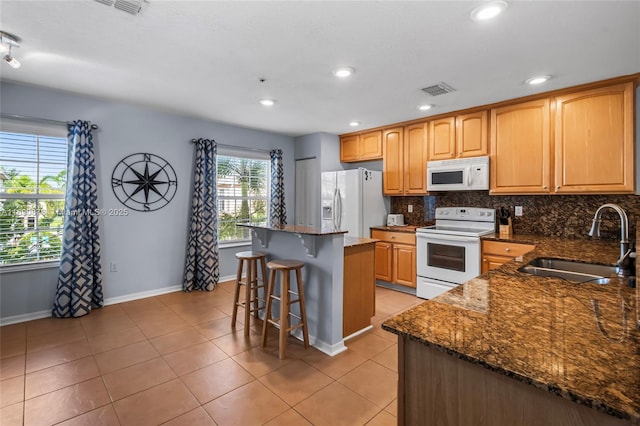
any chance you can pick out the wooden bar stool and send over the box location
[231,251,268,336]
[262,259,310,359]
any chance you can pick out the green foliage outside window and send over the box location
[217,155,269,242]
[1,130,67,266]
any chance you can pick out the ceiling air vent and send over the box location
[93,0,145,15]
[421,82,456,96]
[114,0,144,14]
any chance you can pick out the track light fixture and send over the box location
[0,31,21,69]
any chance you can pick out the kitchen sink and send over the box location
[517,257,619,284]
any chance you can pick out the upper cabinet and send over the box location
[554,82,634,194]
[490,98,552,194]
[340,130,383,163]
[340,74,638,196]
[382,127,404,194]
[340,135,359,162]
[403,123,429,194]
[490,81,635,195]
[382,124,428,195]
[428,111,488,160]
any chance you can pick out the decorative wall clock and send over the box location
[111,153,177,212]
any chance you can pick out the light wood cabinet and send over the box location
[371,229,416,288]
[491,81,635,195]
[340,130,383,163]
[481,240,535,273]
[382,127,404,194]
[374,241,392,282]
[340,135,359,162]
[429,111,488,160]
[393,244,416,287]
[343,242,376,337]
[490,98,552,194]
[403,123,429,194]
[382,124,428,195]
[428,117,456,160]
[554,82,634,193]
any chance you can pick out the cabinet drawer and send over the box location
[371,230,416,245]
[482,240,534,257]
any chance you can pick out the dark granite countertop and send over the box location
[370,225,420,233]
[239,223,347,236]
[383,235,639,424]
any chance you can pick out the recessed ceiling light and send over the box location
[333,67,355,78]
[470,1,508,21]
[418,104,434,111]
[525,75,551,85]
[349,121,360,127]
[259,99,275,106]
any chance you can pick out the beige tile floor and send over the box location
[0,282,421,426]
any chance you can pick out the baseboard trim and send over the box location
[103,285,183,306]
[343,325,373,341]
[1,275,240,326]
[311,337,348,357]
[0,310,52,326]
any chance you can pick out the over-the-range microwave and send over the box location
[427,156,489,191]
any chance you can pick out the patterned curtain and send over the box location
[269,149,286,227]
[183,138,219,292]
[52,121,103,318]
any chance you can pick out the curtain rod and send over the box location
[190,139,272,154]
[1,113,99,130]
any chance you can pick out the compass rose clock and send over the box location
[111,153,178,212]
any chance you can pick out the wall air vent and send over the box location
[93,0,146,15]
[421,82,456,96]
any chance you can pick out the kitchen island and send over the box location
[242,224,377,356]
[383,234,639,425]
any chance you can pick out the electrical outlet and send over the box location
[515,206,523,217]
[408,204,413,213]
[110,262,118,272]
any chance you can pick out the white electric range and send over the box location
[416,207,496,299]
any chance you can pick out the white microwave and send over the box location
[427,156,489,191]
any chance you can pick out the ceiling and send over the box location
[0,1,639,137]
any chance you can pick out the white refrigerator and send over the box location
[321,168,389,237]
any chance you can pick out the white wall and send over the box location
[0,82,295,321]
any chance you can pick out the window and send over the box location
[217,149,270,244]
[0,120,67,267]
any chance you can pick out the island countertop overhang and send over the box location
[239,223,347,236]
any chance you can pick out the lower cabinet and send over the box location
[343,242,376,337]
[371,230,416,288]
[481,240,535,273]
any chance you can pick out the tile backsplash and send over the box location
[390,192,640,241]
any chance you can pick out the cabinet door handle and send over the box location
[543,186,547,189]
[504,248,511,252]
[556,185,561,190]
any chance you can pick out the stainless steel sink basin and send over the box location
[517,257,619,284]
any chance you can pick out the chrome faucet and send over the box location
[588,203,633,274]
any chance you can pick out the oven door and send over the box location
[416,233,481,284]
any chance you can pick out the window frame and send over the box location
[216,147,270,248]
[0,118,68,271]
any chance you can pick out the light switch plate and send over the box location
[515,206,523,217]
[408,204,413,213]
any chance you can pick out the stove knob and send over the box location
[478,211,485,216]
